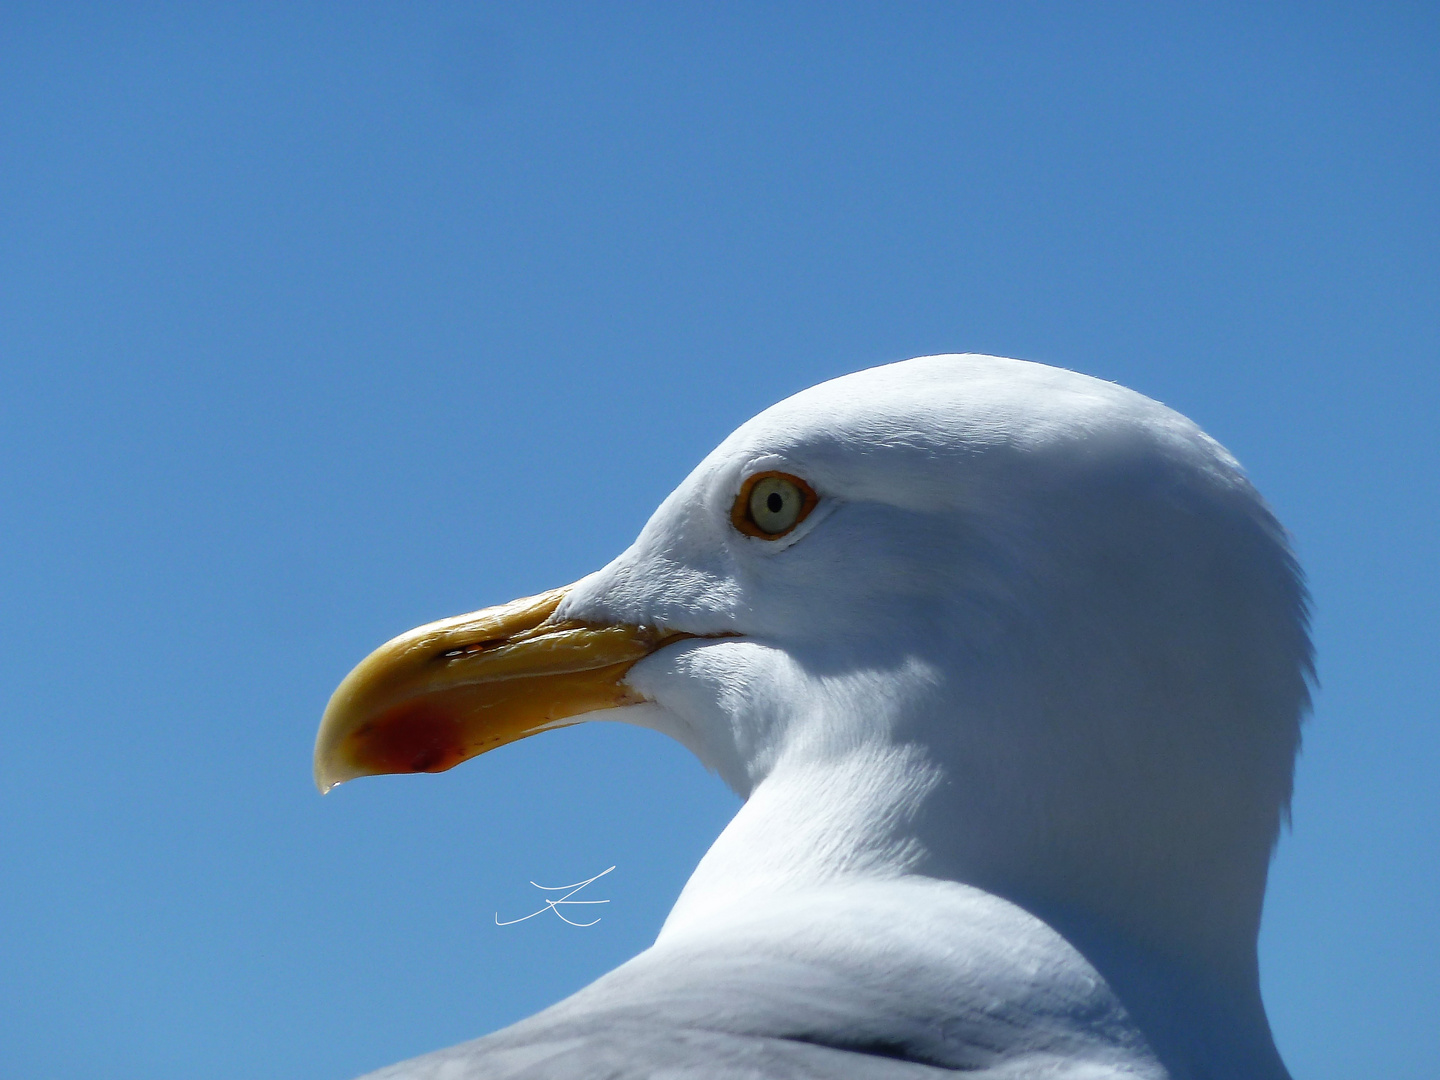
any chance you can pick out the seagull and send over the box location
[315,354,1311,1080]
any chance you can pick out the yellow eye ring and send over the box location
[731,471,819,540]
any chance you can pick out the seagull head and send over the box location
[315,353,1311,989]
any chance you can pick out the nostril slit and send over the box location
[439,638,507,660]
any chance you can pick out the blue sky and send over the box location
[0,4,1435,1078]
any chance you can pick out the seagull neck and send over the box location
[659,739,1290,1080]
[660,743,943,933]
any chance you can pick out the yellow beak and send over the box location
[313,586,686,793]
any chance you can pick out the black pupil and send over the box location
[766,492,785,513]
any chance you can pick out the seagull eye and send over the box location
[731,472,818,540]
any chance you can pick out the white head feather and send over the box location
[551,353,1310,1077]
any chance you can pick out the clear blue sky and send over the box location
[1,4,1435,1078]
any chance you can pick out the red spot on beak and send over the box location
[350,702,469,775]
